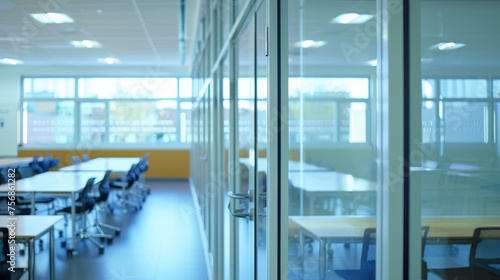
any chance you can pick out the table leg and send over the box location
[29,238,35,280]
[70,192,76,250]
[298,228,304,259]
[50,227,55,280]
[30,192,36,215]
[319,239,326,280]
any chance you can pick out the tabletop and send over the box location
[239,158,328,173]
[288,171,376,192]
[0,171,106,193]
[289,215,500,240]
[0,215,63,238]
[0,157,33,169]
[59,157,140,173]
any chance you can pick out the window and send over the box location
[21,77,192,148]
[288,77,370,147]
[422,78,493,145]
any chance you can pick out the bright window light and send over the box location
[429,42,466,51]
[367,59,377,66]
[1,58,23,65]
[97,57,120,64]
[70,40,102,48]
[293,40,326,48]
[30,13,74,24]
[331,13,374,24]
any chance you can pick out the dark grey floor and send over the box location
[20,179,208,280]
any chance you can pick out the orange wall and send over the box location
[18,150,190,179]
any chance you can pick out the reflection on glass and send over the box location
[79,77,178,99]
[81,103,106,143]
[287,0,377,279]
[418,1,500,279]
[25,101,75,144]
[23,78,75,98]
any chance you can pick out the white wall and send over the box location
[0,64,190,156]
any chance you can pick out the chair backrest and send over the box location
[98,170,112,200]
[0,227,7,264]
[39,154,52,172]
[0,168,9,184]
[470,227,500,266]
[71,155,81,164]
[78,177,97,211]
[421,225,430,255]
[360,228,377,279]
[49,158,61,169]
[142,153,150,161]
[17,166,35,179]
[81,154,90,162]
[30,154,43,173]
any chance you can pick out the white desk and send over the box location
[239,158,328,173]
[288,171,376,215]
[0,171,105,253]
[290,215,500,279]
[59,157,140,174]
[0,157,33,169]
[0,215,63,280]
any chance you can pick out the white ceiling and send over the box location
[0,0,197,67]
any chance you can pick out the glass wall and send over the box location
[287,0,378,279]
[414,1,500,279]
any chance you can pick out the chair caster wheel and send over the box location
[98,248,104,255]
[61,241,67,248]
[147,189,151,195]
[20,249,25,255]
[115,230,121,237]
[67,249,76,256]
[107,238,113,245]
[58,231,64,238]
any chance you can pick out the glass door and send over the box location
[227,2,268,279]
[228,10,257,280]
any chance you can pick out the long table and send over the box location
[0,171,105,253]
[289,215,500,279]
[59,157,140,174]
[239,158,328,173]
[0,157,33,169]
[0,215,63,280]
[288,171,376,215]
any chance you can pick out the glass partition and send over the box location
[287,0,378,279]
[415,1,500,279]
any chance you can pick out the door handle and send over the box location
[227,190,250,200]
[227,201,253,219]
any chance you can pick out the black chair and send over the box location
[49,157,61,170]
[136,156,151,195]
[429,227,500,280]
[17,166,57,214]
[335,228,376,280]
[30,154,43,174]
[81,154,90,162]
[89,170,121,236]
[109,164,143,213]
[0,228,26,280]
[39,154,53,172]
[70,155,81,165]
[56,177,111,255]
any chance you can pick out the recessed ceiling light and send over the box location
[1,58,24,65]
[30,13,74,24]
[70,40,102,48]
[293,40,326,48]
[97,57,120,65]
[429,42,466,51]
[331,13,374,24]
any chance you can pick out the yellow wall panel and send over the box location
[18,150,190,179]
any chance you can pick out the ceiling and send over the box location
[0,0,197,67]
